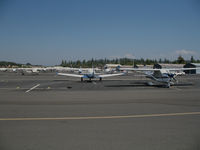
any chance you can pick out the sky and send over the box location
[0,0,200,66]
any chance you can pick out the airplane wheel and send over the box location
[99,77,102,81]
[165,83,170,88]
[81,78,83,82]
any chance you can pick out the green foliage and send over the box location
[177,55,185,64]
[59,56,200,68]
[26,63,31,66]
[60,58,158,67]
[190,56,195,63]
[0,61,23,67]
[1,55,199,68]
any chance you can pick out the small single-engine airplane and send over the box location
[57,67,124,81]
[104,65,121,74]
[2,68,40,75]
[20,68,40,75]
[120,67,199,88]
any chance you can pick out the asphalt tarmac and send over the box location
[0,72,200,150]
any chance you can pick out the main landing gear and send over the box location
[81,77,102,82]
[165,83,170,88]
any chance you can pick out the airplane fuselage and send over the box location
[146,72,177,87]
[81,69,95,79]
[83,74,95,79]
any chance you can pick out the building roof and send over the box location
[105,64,121,67]
[158,64,184,68]
[190,63,200,67]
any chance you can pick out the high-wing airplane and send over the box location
[104,65,121,74]
[0,68,8,72]
[57,67,124,81]
[20,68,39,75]
[0,67,40,75]
[120,67,199,88]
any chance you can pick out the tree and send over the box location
[190,56,195,63]
[26,63,31,66]
[164,58,170,64]
[177,56,185,64]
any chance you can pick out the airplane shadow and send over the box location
[105,83,194,88]
[172,83,193,86]
[77,80,102,83]
[53,80,70,82]
[105,84,148,88]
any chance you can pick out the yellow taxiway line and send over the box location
[0,112,200,121]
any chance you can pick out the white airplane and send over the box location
[20,68,39,75]
[104,65,121,74]
[120,67,199,88]
[52,66,101,74]
[57,67,124,81]
[3,67,40,75]
[0,68,7,72]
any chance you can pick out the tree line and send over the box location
[0,61,34,68]
[0,61,23,67]
[1,56,199,68]
[60,56,200,68]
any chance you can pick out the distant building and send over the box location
[184,63,200,74]
[153,64,162,69]
[104,64,121,68]
[153,64,184,69]
[136,65,153,68]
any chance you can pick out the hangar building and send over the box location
[184,63,200,74]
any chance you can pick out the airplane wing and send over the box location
[121,67,199,71]
[167,68,199,71]
[120,68,160,71]
[57,73,84,78]
[98,73,124,78]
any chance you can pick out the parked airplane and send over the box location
[72,67,99,74]
[0,68,7,72]
[57,67,124,81]
[104,65,121,74]
[20,68,39,75]
[0,67,40,74]
[120,67,199,88]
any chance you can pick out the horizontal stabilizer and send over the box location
[57,73,83,78]
[98,73,124,78]
[120,67,200,71]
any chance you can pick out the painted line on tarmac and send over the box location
[0,112,200,121]
[25,84,40,93]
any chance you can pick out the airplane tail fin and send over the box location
[116,65,121,71]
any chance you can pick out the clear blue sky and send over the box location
[0,0,200,65]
